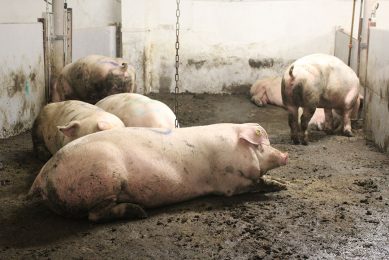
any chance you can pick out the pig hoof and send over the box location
[324,129,334,135]
[251,98,264,107]
[256,176,288,192]
[344,130,354,137]
[291,137,300,145]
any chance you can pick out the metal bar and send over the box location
[38,17,50,104]
[348,0,357,66]
[174,0,180,128]
[52,0,65,82]
[356,0,364,77]
[65,8,72,65]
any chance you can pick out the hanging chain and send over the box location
[174,0,180,128]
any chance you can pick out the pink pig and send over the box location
[96,93,177,128]
[52,55,136,104]
[281,53,360,145]
[32,100,125,161]
[29,123,288,222]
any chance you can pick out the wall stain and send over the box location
[1,62,44,138]
[222,84,251,95]
[8,70,26,97]
[187,59,206,69]
[248,58,274,69]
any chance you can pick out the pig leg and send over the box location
[251,89,267,106]
[323,108,334,135]
[88,197,148,222]
[341,109,354,137]
[287,106,300,144]
[255,176,288,192]
[300,107,315,145]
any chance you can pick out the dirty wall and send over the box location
[0,0,121,138]
[334,29,358,73]
[0,23,45,139]
[122,0,361,94]
[364,28,389,153]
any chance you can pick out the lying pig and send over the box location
[32,100,125,161]
[28,123,288,222]
[96,93,177,128]
[250,76,283,107]
[52,55,136,104]
[281,53,360,145]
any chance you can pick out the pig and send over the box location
[250,76,284,107]
[300,108,342,132]
[31,100,125,161]
[28,123,288,222]
[51,55,136,104]
[95,93,177,128]
[249,76,345,132]
[281,53,360,145]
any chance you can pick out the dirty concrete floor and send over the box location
[0,93,388,259]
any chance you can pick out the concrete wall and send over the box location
[0,23,45,138]
[67,0,121,60]
[122,0,362,94]
[363,6,389,153]
[334,29,358,73]
[0,0,121,138]
[72,26,117,61]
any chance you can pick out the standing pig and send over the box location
[96,93,177,128]
[52,55,136,104]
[28,123,288,222]
[249,76,344,131]
[32,100,125,161]
[281,53,360,145]
[250,76,284,107]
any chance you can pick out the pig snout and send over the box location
[279,152,288,166]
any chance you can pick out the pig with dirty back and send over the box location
[32,100,125,161]
[51,55,136,104]
[281,53,360,145]
[29,123,288,222]
[96,93,177,129]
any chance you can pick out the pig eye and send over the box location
[255,143,264,152]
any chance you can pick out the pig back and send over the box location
[96,93,177,128]
[282,54,360,109]
[32,100,124,157]
[51,55,136,104]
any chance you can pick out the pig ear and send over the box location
[121,62,128,71]
[57,121,80,137]
[238,126,269,145]
[97,121,113,131]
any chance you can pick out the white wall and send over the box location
[122,0,362,94]
[0,23,45,138]
[363,1,389,154]
[0,0,121,138]
[0,0,46,23]
[67,0,121,29]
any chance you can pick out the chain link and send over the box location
[174,0,180,128]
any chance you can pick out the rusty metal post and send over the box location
[52,0,65,87]
[348,0,357,66]
[356,0,364,77]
